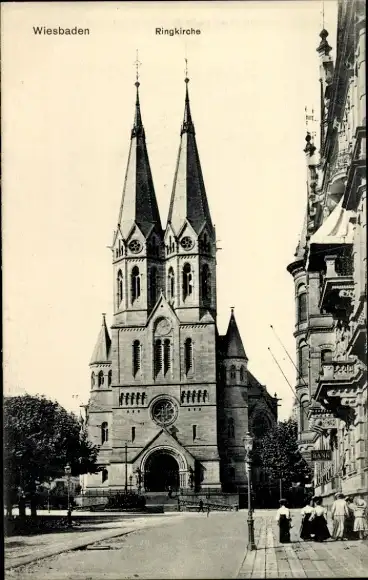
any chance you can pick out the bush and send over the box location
[105,492,146,511]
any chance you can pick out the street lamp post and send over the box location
[244,433,256,551]
[64,463,72,527]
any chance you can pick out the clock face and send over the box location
[155,318,172,336]
[151,398,178,426]
[129,239,142,254]
[180,236,194,250]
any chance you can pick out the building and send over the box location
[287,0,366,505]
[83,75,278,494]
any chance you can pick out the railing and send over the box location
[320,359,357,381]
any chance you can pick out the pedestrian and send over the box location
[198,499,204,513]
[352,495,368,540]
[168,486,172,499]
[300,498,315,541]
[345,497,356,539]
[276,499,292,544]
[206,503,210,517]
[331,492,350,540]
[309,497,330,542]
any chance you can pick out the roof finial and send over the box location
[322,0,325,29]
[230,306,235,314]
[102,313,106,325]
[134,49,141,88]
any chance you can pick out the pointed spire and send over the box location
[90,314,111,364]
[167,72,214,235]
[223,308,248,360]
[117,69,162,239]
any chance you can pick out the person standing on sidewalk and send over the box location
[309,497,330,542]
[331,492,350,540]
[352,495,368,540]
[345,497,356,539]
[198,499,204,513]
[300,498,315,541]
[276,499,292,544]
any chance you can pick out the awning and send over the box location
[309,198,355,245]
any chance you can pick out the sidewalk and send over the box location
[237,510,368,578]
[5,512,194,571]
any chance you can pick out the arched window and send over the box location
[300,397,309,432]
[230,365,236,380]
[101,422,108,444]
[298,343,309,378]
[131,266,141,303]
[102,468,108,483]
[239,366,245,382]
[201,264,211,301]
[168,267,175,301]
[203,390,208,402]
[228,418,235,438]
[91,372,95,388]
[98,371,104,387]
[297,290,307,323]
[182,263,193,300]
[117,270,123,305]
[184,338,193,374]
[164,339,171,375]
[154,339,162,377]
[150,267,158,306]
[108,370,112,386]
[133,340,141,376]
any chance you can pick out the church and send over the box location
[83,74,278,493]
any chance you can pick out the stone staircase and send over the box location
[144,492,180,512]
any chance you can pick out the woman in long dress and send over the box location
[345,497,356,540]
[276,499,292,544]
[310,497,330,542]
[331,492,350,540]
[300,499,315,541]
[353,496,368,540]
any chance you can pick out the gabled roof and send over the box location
[90,314,111,365]
[167,78,214,236]
[117,83,162,239]
[223,309,248,360]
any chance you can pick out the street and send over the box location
[5,510,368,579]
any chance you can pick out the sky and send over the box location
[3,0,337,420]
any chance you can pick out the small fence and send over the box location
[178,499,238,512]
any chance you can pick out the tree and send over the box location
[253,419,311,490]
[4,394,99,517]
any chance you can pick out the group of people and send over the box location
[276,493,368,544]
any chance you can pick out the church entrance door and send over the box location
[144,451,180,492]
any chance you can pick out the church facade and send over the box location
[83,77,277,493]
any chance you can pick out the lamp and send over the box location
[243,433,256,551]
[64,464,72,526]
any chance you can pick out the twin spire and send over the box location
[117,68,213,239]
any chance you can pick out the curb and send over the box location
[5,527,137,571]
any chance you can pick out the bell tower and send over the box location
[164,76,217,323]
[111,79,163,328]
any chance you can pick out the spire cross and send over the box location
[134,50,142,85]
[184,58,189,83]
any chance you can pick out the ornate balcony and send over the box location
[319,254,354,326]
[315,358,366,426]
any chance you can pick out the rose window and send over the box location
[129,239,142,253]
[151,399,177,426]
[180,236,194,250]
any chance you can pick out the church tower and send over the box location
[218,309,249,491]
[165,77,217,323]
[111,80,163,329]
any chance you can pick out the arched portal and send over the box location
[144,451,180,492]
